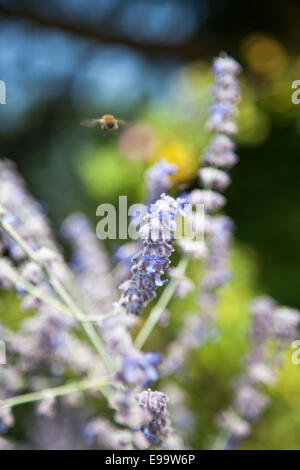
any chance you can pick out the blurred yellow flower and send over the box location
[153,139,197,184]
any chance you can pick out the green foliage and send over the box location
[0,290,34,331]
[76,144,145,203]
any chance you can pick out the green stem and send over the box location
[0,377,111,410]
[134,255,189,349]
[0,262,115,325]
[48,274,114,373]
[0,261,72,317]
[0,217,114,373]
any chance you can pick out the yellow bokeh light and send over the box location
[241,33,287,77]
[153,139,197,184]
[236,103,270,146]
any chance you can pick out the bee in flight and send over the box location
[80,114,126,135]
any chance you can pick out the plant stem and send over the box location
[48,274,114,373]
[0,377,111,410]
[0,217,114,373]
[134,255,189,349]
[0,261,115,325]
[0,260,72,317]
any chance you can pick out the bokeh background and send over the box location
[1,0,300,450]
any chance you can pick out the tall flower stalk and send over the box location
[163,54,241,374]
[213,297,300,450]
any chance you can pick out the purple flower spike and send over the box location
[118,351,162,386]
[119,194,187,316]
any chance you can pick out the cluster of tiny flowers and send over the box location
[215,296,300,449]
[208,55,241,134]
[135,389,172,448]
[113,159,178,283]
[103,388,182,450]
[116,349,162,387]
[182,54,240,270]
[145,159,177,204]
[201,215,233,291]
[119,194,187,316]
[203,134,238,169]
[111,389,152,448]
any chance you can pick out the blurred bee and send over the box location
[80,114,126,135]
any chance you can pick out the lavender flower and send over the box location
[214,296,300,449]
[212,55,242,76]
[215,411,250,439]
[136,389,171,448]
[204,148,238,169]
[208,56,240,134]
[189,189,226,212]
[117,351,162,387]
[272,307,300,342]
[249,296,276,359]
[198,167,231,192]
[247,362,276,386]
[145,159,177,203]
[234,385,269,422]
[193,53,241,318]
[111,388,180,450]
[119,194,187,316]
[204,134,238,166]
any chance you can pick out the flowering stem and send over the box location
[134,255,189,349]
[0,217,114,374]
[0,263,115,325]
[0,260,72,317]
[0,377,111,410]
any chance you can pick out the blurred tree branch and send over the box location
[0,2,212,60]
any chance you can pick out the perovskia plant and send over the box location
[0,54,299,451]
